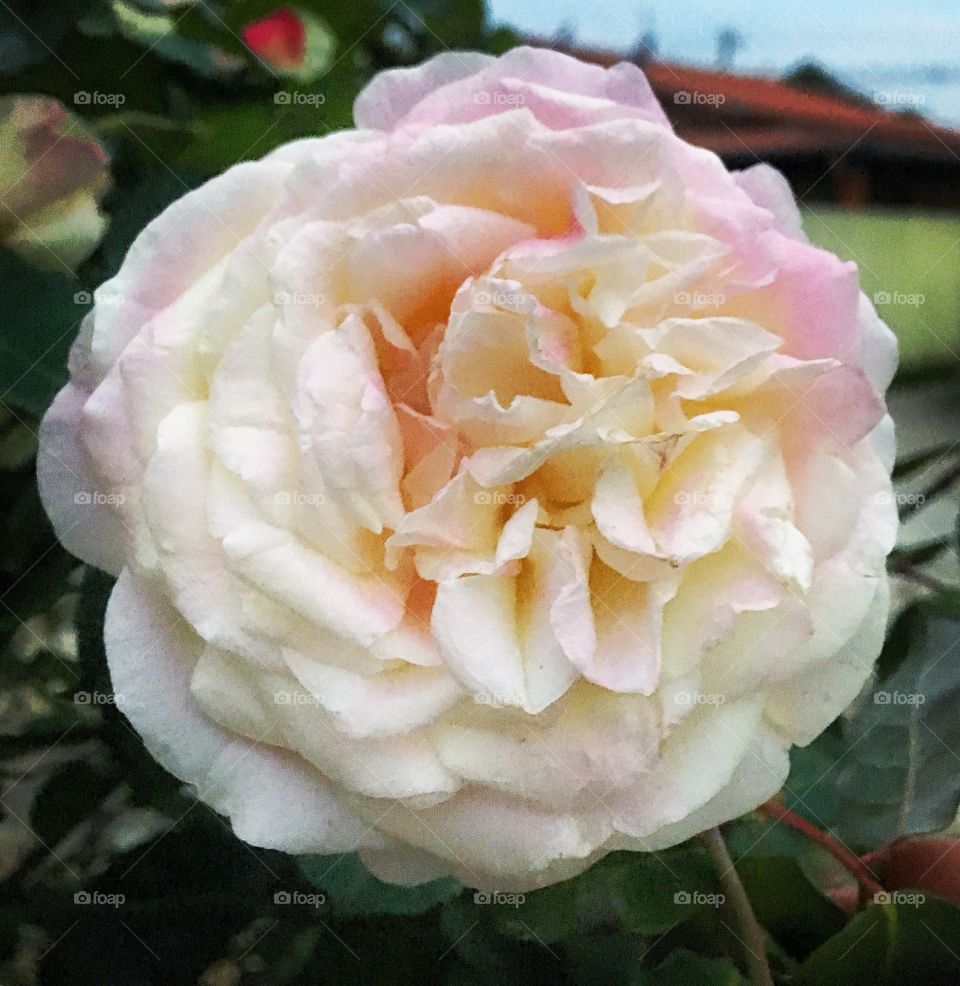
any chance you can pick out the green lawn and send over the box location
[803,206,960,370]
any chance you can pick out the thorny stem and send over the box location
[702,826,775,986]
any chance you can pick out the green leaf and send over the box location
[834,604,960,849]
[893,443,960,481]
[299,852,461,916]
[485,847,721,946]
[736,856,845,958]
[0,249,85,416]
[402,0,487,49]
[781,725,846,832]
[636,950,748,985]
[795,898,960,985]
[889,536,954,570]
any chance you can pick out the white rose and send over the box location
[39,47,898,890]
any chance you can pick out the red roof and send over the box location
[536,40,960,161]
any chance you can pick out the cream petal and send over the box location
[283,649,463,739]
[105,569,377,853]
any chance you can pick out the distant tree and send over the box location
[785,61,875,108]
[716,26,743,68]
[633,29,659,63]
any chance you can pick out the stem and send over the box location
[892,565,953,594]
[757,799,885,898]
[900,458,960,520]
[702,827,774,986]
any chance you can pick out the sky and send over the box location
[486,0,960,124]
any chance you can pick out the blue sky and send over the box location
[487,0,960,123]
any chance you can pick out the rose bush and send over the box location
[38,47,897,890]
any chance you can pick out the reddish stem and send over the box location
[757,799,885,898]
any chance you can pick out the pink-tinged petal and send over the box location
[725,231,863,368]
[356,46,670,133]
[354,52,495,130]
[734,163,808,242]
[36,381,127,575]
[588,562,679,694]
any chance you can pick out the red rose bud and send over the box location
[243,6,306,70]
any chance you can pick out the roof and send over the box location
[533,40,960,163]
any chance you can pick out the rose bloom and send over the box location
[0,96,110,271]
[39,48,897,890]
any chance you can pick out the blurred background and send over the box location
[2,2,960,985]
